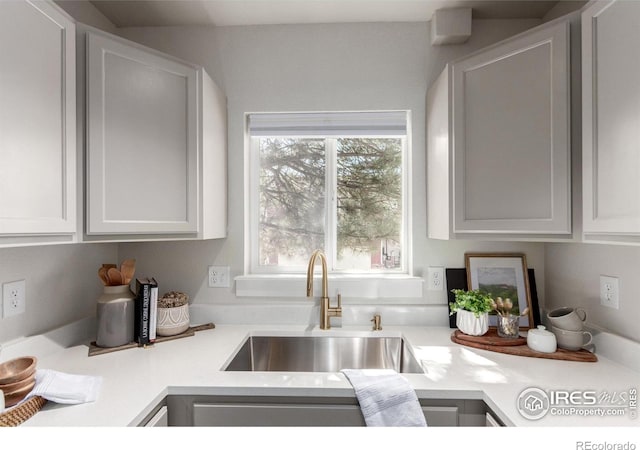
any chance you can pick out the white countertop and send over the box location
[10,324,640,427]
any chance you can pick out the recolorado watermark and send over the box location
[516,386,637,420]
[576,442,636,450]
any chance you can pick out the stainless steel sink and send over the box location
[223,335,423,373]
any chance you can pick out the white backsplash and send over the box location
[1,308,638,376]
[189,303,449,328]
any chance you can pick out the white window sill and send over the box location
[235,274,424,300]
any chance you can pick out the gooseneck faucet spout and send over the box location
[306,249,342,330]
[306,249,328,300]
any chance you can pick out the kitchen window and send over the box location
[246,111,410,276]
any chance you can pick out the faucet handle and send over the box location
[371,314,382,331]
[337,293,342,309]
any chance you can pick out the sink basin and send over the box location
[223,335,423,373]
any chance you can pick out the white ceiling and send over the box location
[86,0,567,28]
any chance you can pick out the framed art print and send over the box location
[465,253,534,329]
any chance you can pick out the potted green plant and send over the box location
[449,289,493,336]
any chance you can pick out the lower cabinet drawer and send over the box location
[166,395,488,426]
[194,403,366,426]
[192,402,459,427]
[422,406,459,426]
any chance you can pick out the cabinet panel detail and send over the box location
[167,395,485,427]
[452,21,570,234]
[461,43,552,221]
[86,31,197,235]
[583,0,640,237]
[427,19,572,240]
[0,0,76,238]
[193,403,366,427]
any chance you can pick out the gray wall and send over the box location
[115,20,546,322]
[0,243,117,343]
[545,243,640,342]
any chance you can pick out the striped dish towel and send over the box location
[341,368,427,427]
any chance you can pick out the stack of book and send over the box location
[134,277,158,345]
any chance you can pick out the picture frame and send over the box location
[445,268,541,328]
[464,253,534,330]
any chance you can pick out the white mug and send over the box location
[547,307,587,331]
[552,326,593,351]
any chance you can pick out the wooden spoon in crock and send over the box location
[120,258,136,285]
[98,267,109,285]
[107,268,124,285]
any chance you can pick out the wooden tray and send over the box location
[88,323,215,357]
[451,330,598,362]
[453,328,526,346]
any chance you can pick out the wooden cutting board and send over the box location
[451,329,598,362]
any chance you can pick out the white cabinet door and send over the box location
[86,31,198,235]
[582,0,640,242]
[428,20,571,239]
[0,0,76,243]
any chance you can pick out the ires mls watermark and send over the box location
[516,386,638,420]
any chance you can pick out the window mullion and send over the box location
[250,136,260,273]
[401,137,409,274]
[325,138,338,272]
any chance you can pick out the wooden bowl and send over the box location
[1,371,35,393]
[0,356,37,385]
[3,379,36,407]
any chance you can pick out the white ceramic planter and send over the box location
[456,310,489,336]
[156,304,190,336]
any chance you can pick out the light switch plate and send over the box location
[599,275,619,309]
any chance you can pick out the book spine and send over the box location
[135,279,151,345]
[142,283,150,344]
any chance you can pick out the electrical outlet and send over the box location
[208,266,230,288]
[2,279,26,318]
[599,275,619,309]
[427,267,445,291]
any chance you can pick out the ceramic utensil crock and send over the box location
[96,285,135,347]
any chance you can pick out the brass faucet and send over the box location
[306,249,342,330]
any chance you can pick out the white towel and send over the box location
[341,368,427,427]
[24,369,102,404]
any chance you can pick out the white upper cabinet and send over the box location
[427,20,572,240]
[0,0,76,246]
[582,0,640,243]
[83,28,227,240]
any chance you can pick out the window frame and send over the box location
[247,111,412,276]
